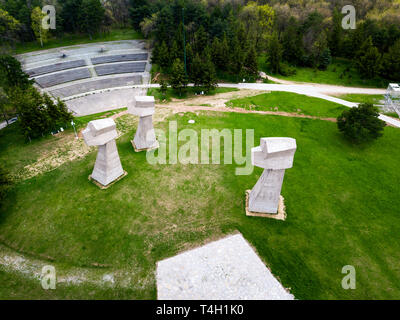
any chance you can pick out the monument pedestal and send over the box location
[245,190,286,221]
[90,140,125,187]
[133,115,159,151]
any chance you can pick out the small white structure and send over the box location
[248,138,297,215]
[128,96,159,151]
[384,83,400,117]
[82,118,125,187]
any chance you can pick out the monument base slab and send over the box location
[245,190,286,221]
[131,140,159,153]
[89,171,128,189]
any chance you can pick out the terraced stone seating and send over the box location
[35,68,92,88]
[26,60,87,77]
[91,53,148,65]
[94,62,146,76]
[49,75,143,98]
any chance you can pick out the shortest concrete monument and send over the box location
[83,118,126,188]
[246,138,297,220]
[128,96,159,152]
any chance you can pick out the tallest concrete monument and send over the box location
[247,138,297,218]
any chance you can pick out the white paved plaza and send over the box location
[157,234,294,300]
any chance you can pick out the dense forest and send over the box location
[1,0,400,84]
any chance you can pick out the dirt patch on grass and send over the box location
[171,89,263,108]
[14,133,93,181]
[158,103,337,122]
[18,108,173,181]
[156,89,337,122]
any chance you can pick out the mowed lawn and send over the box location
[1,110,400,299]
[259,57,389,88]
[226,91,347,118]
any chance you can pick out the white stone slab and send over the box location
[156,234,294,300]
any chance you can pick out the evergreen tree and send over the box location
[194,26,208,54]
[202,58,217,93]
[311,31,329,69]
[382,39,400,80]
[159,79,168,98]
[130,0,152,30]
[230,35,244,79]
[0,55,32,92]
[157,41,170,70]
[78,0,105,39]
[61,0,83,33]
[170,58,187,96]
[282,18,303,66]
[337,103,386,144]
[190,53,203,88]
[267,33,283,74]
[9,87,72,140]
[219,33,230,71]
[170,40,180,63]
[355,37,382,79]
[244,45,258,79]
[211,37,222,69]
[318,48,332,71]
[329,8,343,57]
[185,43,194,74]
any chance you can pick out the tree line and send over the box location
[1,1,400,85]
[0,55,73,140]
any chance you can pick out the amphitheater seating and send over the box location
[35,68,92,88]
[49,75,143,98]
[94,62,146,76]
[91,53,148,65]
[26,60,87,77]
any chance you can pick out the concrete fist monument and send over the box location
[83,118,125,187]
[128,96,159,151]
[247,138,297,218]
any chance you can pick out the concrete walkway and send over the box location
[157,233,294,300]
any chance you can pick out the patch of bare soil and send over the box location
[18,108,173,181]
[15,133,94,182]
[171,89,264,108]
[156,89,337,122]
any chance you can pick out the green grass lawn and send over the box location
[148,87,239,103]
[259,57,389,88]
[1,108,400,299]
[226,91,347,118]
[15,29,143,55]
[331,94,399,119]
[332,94,385,105]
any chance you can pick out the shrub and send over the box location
[337,103,386,143]
[280,63,297,76]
